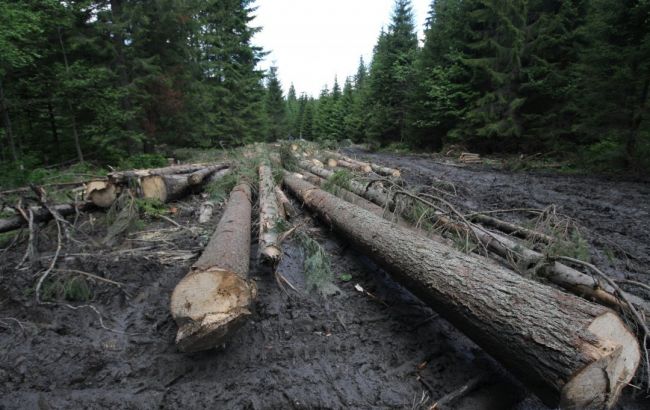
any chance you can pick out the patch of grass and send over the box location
[117,153,168,170]
[296,232,337,296]
[135,198,168,218]
[42,275,92,302]
[205,170,239,202]
[379,142,411,154]
[173,147,225,163]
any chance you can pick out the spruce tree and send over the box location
[265,65,286,141]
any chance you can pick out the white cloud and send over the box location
[252,0,431,97]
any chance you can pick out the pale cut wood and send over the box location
[85,180,118,208]
[326,158,338,168]
[335,159,372,173]
[258,164,282,263]
[140,174,190,203]
[324,150,399,176]
[171,183,255,353]
[274,186,295,219]
[283,174,639,409]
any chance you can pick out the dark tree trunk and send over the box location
[57,27,84,163]
[47,100,61,162]
[627,76,649,166]
[0,77,19,162]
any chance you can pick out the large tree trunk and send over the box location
[0,202,94,233]
[171,183,255,353]
[283,174,639,409]
[108,163,221,184]
[258,164,282,263]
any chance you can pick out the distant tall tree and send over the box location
[366,0,418,145]
[265,65,286,141]
[286,83,299,136]
[300,97,315,139]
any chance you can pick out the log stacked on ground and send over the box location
[283,174,639,409]
[300,159,649,312]
[170,183,256,353]
[324,150,400,177]
[0,202,94,233]
[258,164,282,263]
[274,186,295,219]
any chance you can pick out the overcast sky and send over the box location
[252,0,432,97]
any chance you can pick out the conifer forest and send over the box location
[1,1,649,409]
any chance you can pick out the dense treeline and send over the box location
[294,0,649,170]
[0,0,284,168]
[1,0,648,174]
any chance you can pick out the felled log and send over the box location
[308,159,649,312]
[274,186,295,219]
[459,152,481,164]
[0,202,94,233]
[283,174,639,409]
[170,183,255,353]
[258,164,282,263]
[326,158,338,168]
[140,174,192,203]
[85,180,118,208]
[310,158,325,168]
[108,163,211,184]
[187,164,230,185]
[370,162,401,178]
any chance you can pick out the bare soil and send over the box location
[1,152,649,409]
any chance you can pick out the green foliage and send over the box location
[296,232,336,295]
[546,230,590,261]
[322,170,353,193]
[118,154,168,170]
[42,275,92,303]
[206,171,238,202]
[135,198,167,218]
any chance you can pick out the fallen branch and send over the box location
[258,163,282,263]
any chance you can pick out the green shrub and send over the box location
[118,153,168,170]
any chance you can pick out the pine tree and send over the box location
[286,83,299,137]
[366,0,418,145]
[265,65,286,141]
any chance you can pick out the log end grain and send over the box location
[171,267,257,353]
[327,158,338,168]
[85,181,117,208]
[141,175,167,202]
[561,312,640,409]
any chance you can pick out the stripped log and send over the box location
[274,186,295,219]
[0,202,94,233]
[283,174,639,409]
[171,183,255,352]
[335,159,372,173]
[258,164,282,263]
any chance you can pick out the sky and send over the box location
[252,0,432,97]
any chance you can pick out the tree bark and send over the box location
[468,213,556,244]
[187,163,230,186]
[283,174,640,409]
[108,163,217,184]
[171,183,255,352]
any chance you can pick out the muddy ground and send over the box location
[1,152,649,409]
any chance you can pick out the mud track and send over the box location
[1,153,649,409]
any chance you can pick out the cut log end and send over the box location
[561,312,640,409]
[171,267,257,353]
[141,175,167,202]
[261,245,282,264]
[85,181,117,208]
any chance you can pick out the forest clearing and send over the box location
[1,142,649,409]
[2,0,649,408]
